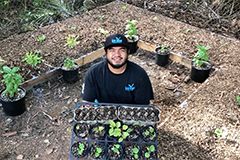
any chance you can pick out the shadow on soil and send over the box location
[158,129,214,160]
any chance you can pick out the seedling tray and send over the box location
[70,102,160,160]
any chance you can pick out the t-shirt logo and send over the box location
[125,84,135,92]
[112,37,122,44]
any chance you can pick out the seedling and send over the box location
[93,125,104,134]
[0,66,23,98]
[193,45,209,68]
[144,145,155,158]
[143,126,156,140]
[94,146,103,158]
[236,95,240,106]
[111,144,121,155]
[108,120,132,142]
[36,34,46,43]
[66,35,79,49]
[214,128,223,138]
[131,146,139,159]
[157,45,169,53]
[77,143,85,156]
[22,51,42,68]
[63,57,77,70]
[125,20,138,40]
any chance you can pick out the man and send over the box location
[82,34,154,104]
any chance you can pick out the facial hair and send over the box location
[106,57,128,69]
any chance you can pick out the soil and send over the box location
[0,1,240,160]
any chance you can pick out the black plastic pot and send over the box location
[0,88,26,116]
[124,143,141,160]
[190,61,212,83]
[71,141,89,158]
[155,47,170,67]
[142,125,157,142]
[73,123,90,138]
[107,143,124,160]
[89,123,106,140]
[61,64,79,84]
[142,143,158,160]
[89,142,106,160]
[127,35,139,54]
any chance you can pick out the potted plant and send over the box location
[73,123,90,138]
[155,45,170,67]
[0,65,26,116]
[190,45,212,83]
[108,120,132,142]
[107,143,124,160]
[90,123,106,140]
[124,143,141,160]
[61,57,79,83]
[125,20,139,54]
[89,142,105,160]
[142,125,157,142]
[71,141,89,158]
[142,144,157,160]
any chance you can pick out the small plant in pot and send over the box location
[125,20,139,54]
[142,125,157,142]
[89,142,105,160]
[108,120,132,142]
[108,143,124,160]
[142,144,157,160]
[90,123,106,140]
[73,123,89,138]
[71,141,89,158]
[155,45,170,67]
[124,143,141,160]
[61,57,79,83]
[126,124,141,142]
[0,66,26,116]
[190,45,212,83]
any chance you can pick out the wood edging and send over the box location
[20,40,191,90]
[137,40,192,68]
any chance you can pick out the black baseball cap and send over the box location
[104,34,129,51]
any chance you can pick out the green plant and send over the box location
[144,145,155,159]
[63,57,77,70]
[93,125,104,134]
[108,120,132,142]
[158,45,169,53]
[214,128,223,138]
[111,144,121,155]
[77,142,85,156]
[22,51,42,68]
[0,66,23,98]
[143,126,156,140]
[125,20,138,40]
[193,45,209,68]
[94,146,103,158]
[131,146,139,159]
[36,34,46,43]
[66,35,79,49]
[236,95,240,106]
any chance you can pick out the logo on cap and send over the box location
[112,37,122,44]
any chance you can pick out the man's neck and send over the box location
[107,63,127,74]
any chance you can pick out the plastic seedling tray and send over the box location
[69,102,160,160]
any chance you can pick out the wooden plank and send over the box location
[75,48,105,66]
[21,48,105,90]
[21,68,61,91]
[137,40,191,68]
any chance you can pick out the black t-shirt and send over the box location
[82,59,154,104]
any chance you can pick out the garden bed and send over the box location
[0,1,239,160]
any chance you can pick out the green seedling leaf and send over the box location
[63,57,77,70]
[78,143,85,155]
[236,95,240,106]
[22,51,42,68]
[145,152,150,158]
[122,124,128,130]
[66,35,79,49]
[36,34,46,43]
[214,128,223,138]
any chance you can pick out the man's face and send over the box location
[106,46,128,69]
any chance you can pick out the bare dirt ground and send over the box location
[0,1,240,160]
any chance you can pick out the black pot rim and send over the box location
[0,87,26,102]
[125,34,139,42]
[155,47,170,55]
[61,62,79,71]
[191,60,212,70]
